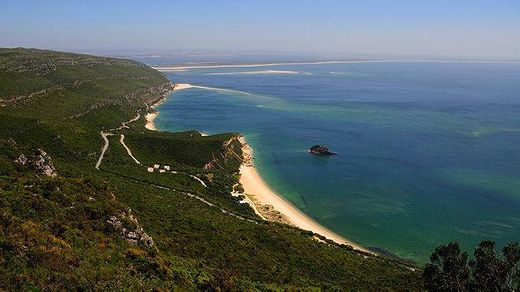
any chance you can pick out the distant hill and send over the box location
[0,48,421,290]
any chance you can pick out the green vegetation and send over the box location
[0,48,421,290]
[424,241,520,291]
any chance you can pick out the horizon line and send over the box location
[152,59,520,71]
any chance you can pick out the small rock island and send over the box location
[308,145,337,156]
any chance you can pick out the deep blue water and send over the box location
[154,62,520,262]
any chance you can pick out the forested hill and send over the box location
[0,48,421,290]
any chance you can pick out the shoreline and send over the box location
[152,59,520,71]
[238,136,371,253]
[145,83,193,131]
[145,82,371,254]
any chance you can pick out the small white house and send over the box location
[159,169,166,173]
[164,165,171,170]
[147,167,154,172]
[154,164,160,169]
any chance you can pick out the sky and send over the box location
[1,0,520,60]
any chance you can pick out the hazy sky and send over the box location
[1,0,520,59]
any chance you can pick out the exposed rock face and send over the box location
[204,134,242,170]
[107,208,154,248]
[308,145,337,156]
[257,204,291,225]
[15,149,57,177]
[144,82,175,106]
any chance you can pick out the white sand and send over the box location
[172,83,193,90]
[145,112,158,130]
[145,83,192,131]
[153,59,520,71]
[153,61,349,71]
[142,81,371,253]
[239,138,371,253]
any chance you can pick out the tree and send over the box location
[470,241,520,291]
[502,242,520,291]
[424,241,520,291]
[470,240,505,290]
[423,242,471,291]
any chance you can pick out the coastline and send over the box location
[238,137,371,253]
[145,83,192,131]
[145,82,371,254]
[152,59,520,71]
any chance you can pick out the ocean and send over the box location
[153,61,520,262]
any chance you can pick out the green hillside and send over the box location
[0,48,421,290]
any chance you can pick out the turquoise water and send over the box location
[155,62,520,262]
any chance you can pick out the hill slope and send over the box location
[0,48,421,290]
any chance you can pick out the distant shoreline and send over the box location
[144,82,371,253]
[152,59,520,71]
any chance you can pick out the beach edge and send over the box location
[145,81,372,254]
[145,83,193,131]
[238,136,372,254]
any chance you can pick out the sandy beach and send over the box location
[144,112,158,130]
[153,59,520,72]
[238,137,371,253]
[145,83,192,131]
[153,60,373,71]
[145,82,370,253]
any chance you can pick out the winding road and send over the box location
[95,131,113,170]
[95,113,141,169]
[120,134,141,165]
[93,112,261,222]
[95,113,208,189]
[91,110,395,265]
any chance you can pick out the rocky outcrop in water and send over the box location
[308,145,337,156]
